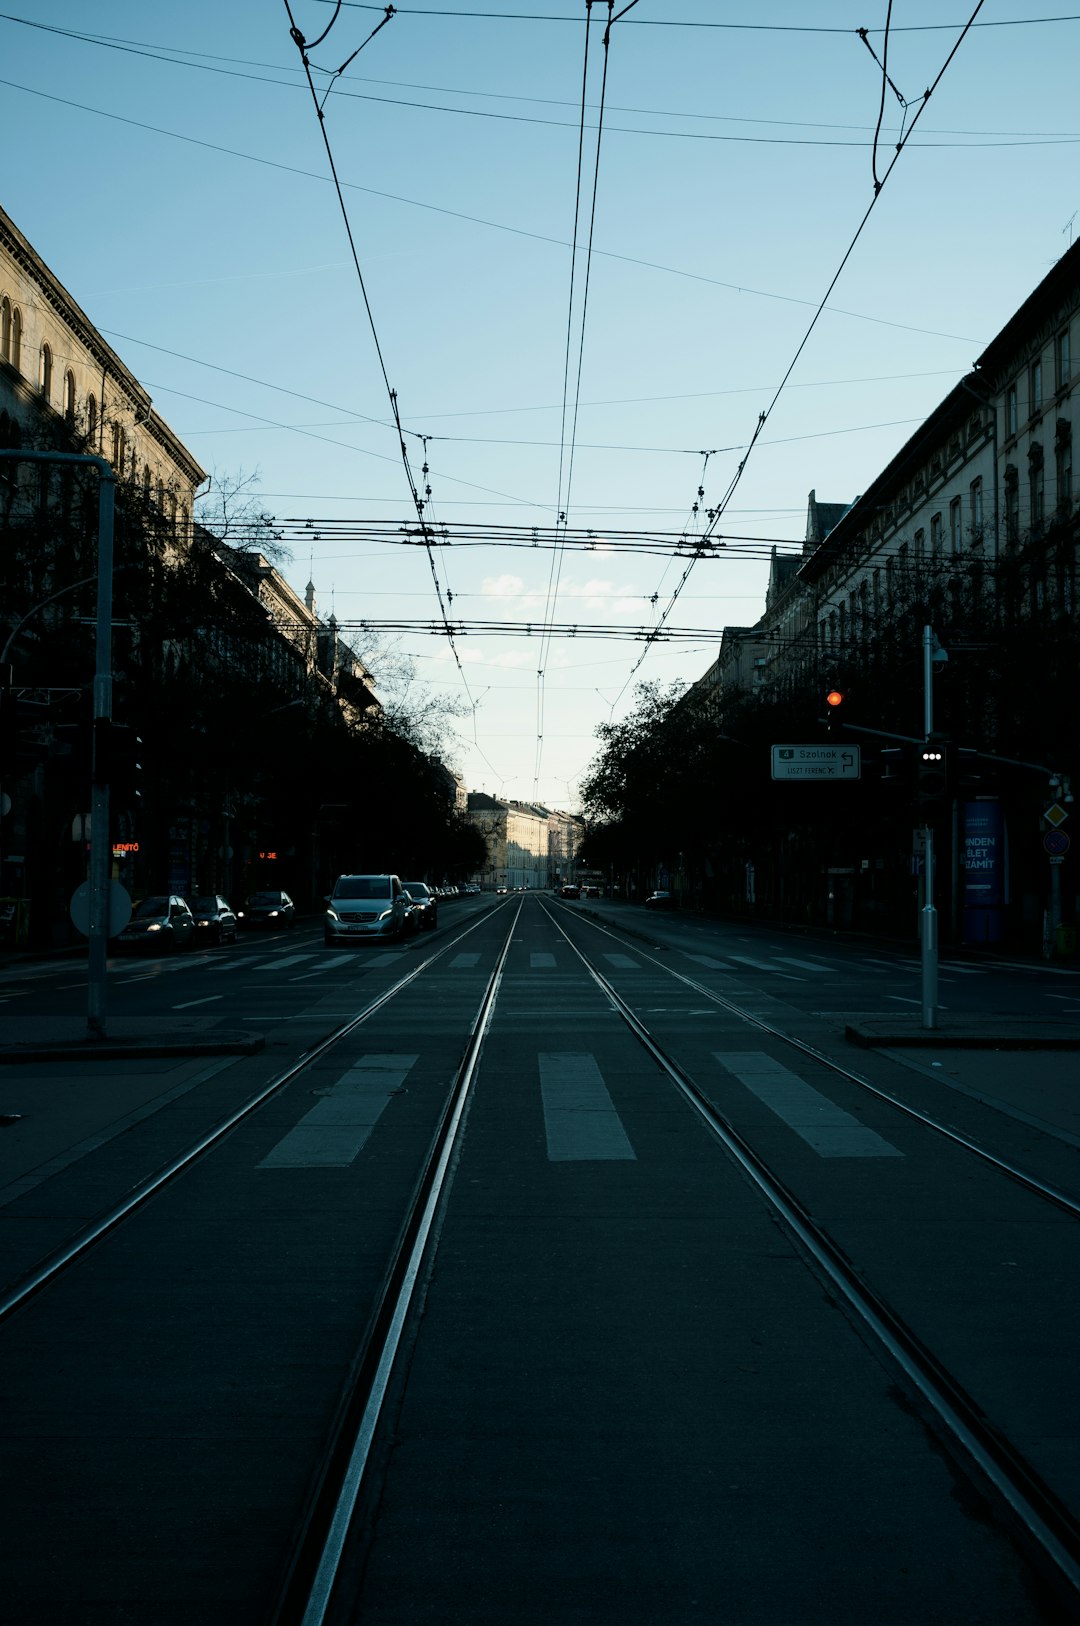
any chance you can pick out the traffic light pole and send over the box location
[921,624,938,1030]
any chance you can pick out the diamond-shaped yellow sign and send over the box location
[1044,802,1069,828]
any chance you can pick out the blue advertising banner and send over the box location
[962,800,1005,944]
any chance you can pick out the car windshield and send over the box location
[335,878,391,900]
[251,892,282,905]
[402,883,429,898]
[192,897,220,913]
[135,896,168,917]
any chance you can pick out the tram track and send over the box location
[1,896,1076,1621]
[0,903,515,1327]
[541,899,1080,1611]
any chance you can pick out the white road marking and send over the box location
[530,952,557,968]
[539,1053,636,1162]
[715,1051,902,1158]
[450,953,481,968]
[774,956,839,973]
[603,953,640,969]
[683,954,731,970]
[172,994,224,1009]
[258,1055,418,1168]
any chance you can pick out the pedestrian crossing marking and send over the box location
[530,952,557,968]
[539,1053,636,1162]
[258,1055,418,1168]
[714,1051,902,1159]
[602,953,640,969]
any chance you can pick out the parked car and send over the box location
[237,890,295,931]
[190,894,237,945]
[560,884,581,899]
[324,874,409,945]
[644,890,676,911]
[401,882,438,931]
[115,894,196,952]
[583,885,600,898]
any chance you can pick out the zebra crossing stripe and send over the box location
[258,1055,418,1168]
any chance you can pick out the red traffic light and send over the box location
[825,688,845,709]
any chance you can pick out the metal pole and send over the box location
[0,451,116,1036]
[87,470,116,1037]
[921,624,938,1030]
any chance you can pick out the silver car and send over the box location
[325,874,409,945]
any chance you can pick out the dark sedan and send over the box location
[237,890,296,930]
[401,882,438,931]
[191,894,237,945]
[115,894,196,952]
[644,890,676,911]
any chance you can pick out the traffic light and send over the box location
[916,737,950,816]
[824,686,846,733]
[93,720,142,804]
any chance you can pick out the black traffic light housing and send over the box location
[94,719,142,803]
[824,684,848,734]
[916,734,950,816]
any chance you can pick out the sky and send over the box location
[2,2,1078,809]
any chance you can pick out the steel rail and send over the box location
[553,902,1080,1221]
[278,898,522,1626]
[544,900,1080,1607]
[0,905,507,1327]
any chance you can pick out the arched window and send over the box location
[87,394,98,443]
[64,369,76,420]
[111,422,125,470]
[143,463,152,501]
[10,305,22,372]
[39,342,53,401]
[0,296,10,363]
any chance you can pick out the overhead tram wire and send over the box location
[282,1,481,709]
[537,0,635,795]
[611,0,988,708]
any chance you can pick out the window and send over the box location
[1057,328,1071,390]
[1006,382,1018,436]
[949,496,962,552]
[10,304,21,372]
[1029,445,1045,529]
[914,527,925,559]
[970,478,983,533]
[1056,432,1072,512]
[930,512,942,555]
[1031,357,1043,416]
[1004,465,1019,543]
[0,296,10,362]
[39,342,52,401]
[87,393,97,443]
[63,369,76,420]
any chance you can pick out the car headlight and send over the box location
[267,910,279,917]
[147,922,161,931]
[326,907,341,922]
[378,908,393,920]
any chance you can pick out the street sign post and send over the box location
[771,744,861,781]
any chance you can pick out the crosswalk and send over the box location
[255,1048,903,1169]
[110,942,995,990]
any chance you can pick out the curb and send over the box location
[0,1032,265,1064]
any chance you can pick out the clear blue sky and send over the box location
[2,2,1077,807]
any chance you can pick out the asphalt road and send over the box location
[0,897,1077,1623]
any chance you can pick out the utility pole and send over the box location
[920,624,948,1030]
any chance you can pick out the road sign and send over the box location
[1044,830,1070,855]
[1044,803,1069,828]
[771,744,861,781]
[70,880,131,939]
